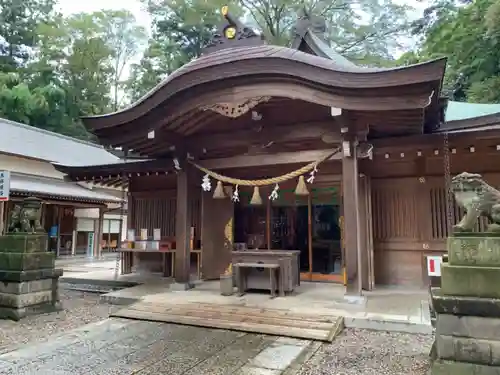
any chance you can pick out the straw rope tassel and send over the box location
[295,175,309,196]
[250,186,262,205]
[213,181,226,199]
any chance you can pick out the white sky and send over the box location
[58,0,152,29]
[56,0,430,74]
[57,0,429,34]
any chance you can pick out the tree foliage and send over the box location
[401,0,500,103]
[0,3,146,139]
[6,0,497,141]
[127,0,417,100]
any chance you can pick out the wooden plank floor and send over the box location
[111,301,344,342]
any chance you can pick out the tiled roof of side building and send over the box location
[0,117,120,166]
[10,173,122,203]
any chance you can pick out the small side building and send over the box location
[0,118,127,256]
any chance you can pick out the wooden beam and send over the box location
[185,122,339,150]
[141,121,340,157]
[107,125,185,149]
[198,149,342,170]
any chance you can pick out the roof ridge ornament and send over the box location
[292,7,327,41]
[202,6,265,55]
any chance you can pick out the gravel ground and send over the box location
[296,329,433,375]
[0,289,117,353]
[0,287,434,375]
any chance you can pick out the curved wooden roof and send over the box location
[81,8,446,153]
[83,45,446,132]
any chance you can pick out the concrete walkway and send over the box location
[0,318,313,375]
[57,259,432,335]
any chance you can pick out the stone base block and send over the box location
[434,313,500,366]
[0,271,62,321]
[436,314,500,341]
[432,359,500,375]
[441,264,500,299]
[0,234,48,253]
[431,288,500,318]
[448,236,500,267]
[436,334,500,366]
[0,301,63,321]
[0,252,55,271]
[0,268,63,283]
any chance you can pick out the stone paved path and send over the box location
[0,318,310,375]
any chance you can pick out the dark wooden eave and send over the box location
[83,49,446,131]
[11,190,110,206]
[289,13,445,136]
[80,51,446,155]
[53,159,174,187]
[53,114,500,183]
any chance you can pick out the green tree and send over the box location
[127,0,239,101]
[0,0,57,72]
[127,40,174,102]
[128,0,415,100]
[0,71,89,138]
[0,8,146,139]
[406,0,500,103]
[241,0,413,63]
[94,10,148,110]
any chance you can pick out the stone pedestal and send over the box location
[0,234,63,320]
[431,235,500,374]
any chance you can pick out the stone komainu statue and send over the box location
[451,172,500,232]
[7,197,44,233]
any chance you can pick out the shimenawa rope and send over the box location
[188,147,341,186]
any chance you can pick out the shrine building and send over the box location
[53,8,500,293]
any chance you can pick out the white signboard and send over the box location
[0,171,10,201]
[87,232,94,257]
[127,229,135,242]
[427,255,443,277]
[153,228,161,241]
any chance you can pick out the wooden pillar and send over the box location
[175,167,192,285]
[71,213,77,256]
[358,175,374,290]
[94,207,105,259]
[266,198,271,250]
[93,216,99,258]
[71,230,77,255]
[56,206,61,257]
[342,137,362,296]
[107,219,112,251]
[307,194,313,278]
[201,187,234,279]
[118,191,130,248]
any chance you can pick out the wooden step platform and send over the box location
[110,301,344,342]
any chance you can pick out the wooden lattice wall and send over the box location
[129,194,201,240]
[371,174,499,286]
